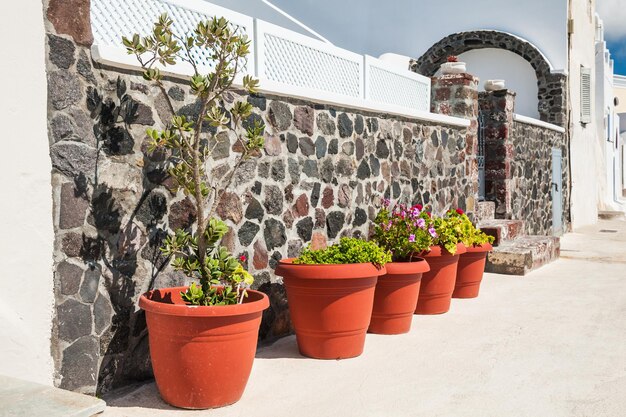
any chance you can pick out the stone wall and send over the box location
[510,120,570,235]
[44,6,475,394]
[478,90,569,235]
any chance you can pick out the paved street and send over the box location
[103,220,626,417]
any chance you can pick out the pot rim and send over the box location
[139,286,269,317]
[275,258,386,279]
[384,258,430,274]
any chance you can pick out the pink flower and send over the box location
[408,234,415,243]
[428,227,438,238]
[382,198,390,208]
[417,218,426,228]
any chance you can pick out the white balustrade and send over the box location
[90,0,434,120]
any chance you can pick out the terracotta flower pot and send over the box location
[368,258,430,335]
[453,243,493,298]
[414,244,466,315]
[139,286,269,409]
[275,260,385,359]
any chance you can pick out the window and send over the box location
[580,66,592,124]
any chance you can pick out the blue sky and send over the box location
[597,0,626,75]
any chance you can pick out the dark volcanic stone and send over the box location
[288,158,300,183]
[311,183,321,207]
[245,198,264,221]
[93,294,112,335]
[356,160,371,180]
[376,140,390,158]
[79,267,100,303]
[354,115,364,134]
[271,159,286,181]
[136,191,167,227]
[317,112,336,135]
[50,142,97,179]
[302,159,319,178]
[369,155,381,176]
[320,158,334,183]
[328,138,339,155]
[57,299,92,342]
[49,71,81,110]
[299,137,315,156]
[59,336,99,391]
[264,218,287,250]
[315,136,327,158]
[296,217,314,241]
[248,94,266,111]
[353,207,367,226]
[168,86,185,101]
[57,261,83,295]
[76,50,96,84]
[326,211,345,238]
[252,181,262,195]
[337,113,353,138]
[239,221,260,246]
[48,34,75,69]
[264,185,283,215]
[268,101,292,131]
[286,133,298,153]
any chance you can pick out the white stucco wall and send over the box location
[455,49,540,118]
[0,1,54,385]
[216,0,569,72]
[568,0,601,228]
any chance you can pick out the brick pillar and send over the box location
[478,90,516,218]
[431,73,480,213]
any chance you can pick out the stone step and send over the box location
[598,210,625,221]
[477,219,524,246]
[0,375,105,417]
[485,235,560,276]
[474,201,495,222]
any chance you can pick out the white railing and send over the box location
[91,0,439,122]
[91,0,254,78]
[255,20,363,101]
[364,55,431,112]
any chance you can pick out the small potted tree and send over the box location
[369,201,431,334]
[440,55,467,75]
[414,209,466,315]
[275,238,391,359]
[446,209,495,298]
[123,15,269,409]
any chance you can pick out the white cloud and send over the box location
[597,0,626,40]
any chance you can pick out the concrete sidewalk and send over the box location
[102,220,626,417]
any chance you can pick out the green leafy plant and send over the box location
[123,14,265,305]
[444,208,494,247]
[372,200,433,262]
[294,238,391,268]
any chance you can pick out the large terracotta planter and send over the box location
[414,244,466,315]
[139,286,269,409]
[368,259,430,335]
[275,260,385,359]
[453,243,493,298]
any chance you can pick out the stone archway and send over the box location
[410,30,567,126]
